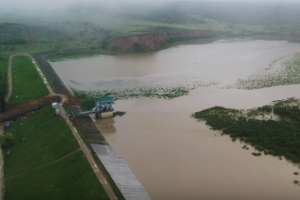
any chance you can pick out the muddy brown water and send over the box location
[52,40,300,200]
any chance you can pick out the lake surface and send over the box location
[52,40,300,200]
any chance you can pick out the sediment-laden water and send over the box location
[51,40,300,200]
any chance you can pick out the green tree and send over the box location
[0,132,15,148]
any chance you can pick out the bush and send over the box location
[252,152,262,156]
[0,132,15,148]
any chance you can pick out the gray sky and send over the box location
[1,0,299,6]
[0,0,299,12]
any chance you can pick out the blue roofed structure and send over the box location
[95,96,114,103]
[95,95,115,114]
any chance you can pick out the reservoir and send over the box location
[51,40,300,200]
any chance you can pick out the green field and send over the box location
[9,56,48,104]
[0,54,9,74]
[5,151,109,200]
[4,106,78,176]
[0,54,9,111]
[4,105,110,200]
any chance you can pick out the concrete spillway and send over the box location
[71,110,96,117]
[91,144,151,200]
[69,106,150,199]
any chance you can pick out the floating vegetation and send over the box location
[224,54,300,90]
[252,152,262,156]
[70,71,218,101]
[193,98,300,163]
[294,172,299,175]
[73,86,191,100]
[293,180,299,185]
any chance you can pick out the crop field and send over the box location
[8,56,49,104]
[4,105,109,200]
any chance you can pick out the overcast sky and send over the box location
[0,0,299,11]
[1,0,299,6]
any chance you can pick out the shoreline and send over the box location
[50,39,300,199]
[34,52,151,200]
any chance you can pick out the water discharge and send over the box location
[51,40,300,200]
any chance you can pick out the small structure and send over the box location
[52,102,58,109]
[95,96,115,113]
[5,123,11,129]
[70,96,116,119]
[55,108,61,115]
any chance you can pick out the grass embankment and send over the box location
[4,105,109,200]
[225,53,300,90]
[193,98,300,163]
[0,54,9,111]
[8,56,48,104]
[0,54,9,74]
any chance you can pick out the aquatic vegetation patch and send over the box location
[70,71,218,103]
[193,98,300,163]
[252,152,262,156]
[224,54,300,90]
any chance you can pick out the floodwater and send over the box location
[51,40,300,200]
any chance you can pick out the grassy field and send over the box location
[4,105,110,200]
[8,56,48,104]
[5,151,109,200]
[4,106,78,176]
[0,54,9,74]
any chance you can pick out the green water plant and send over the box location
[224,54,300,90]
[193,98,300,163]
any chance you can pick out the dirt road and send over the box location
[1,54,118,200]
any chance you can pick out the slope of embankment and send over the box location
[34,52,149,200]
[109,28,216,51]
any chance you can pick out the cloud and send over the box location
[0,0,298,12]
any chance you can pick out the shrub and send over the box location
[0,132,15,148]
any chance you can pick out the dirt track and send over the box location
[0,54,118,200]
[0,94,81,122]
